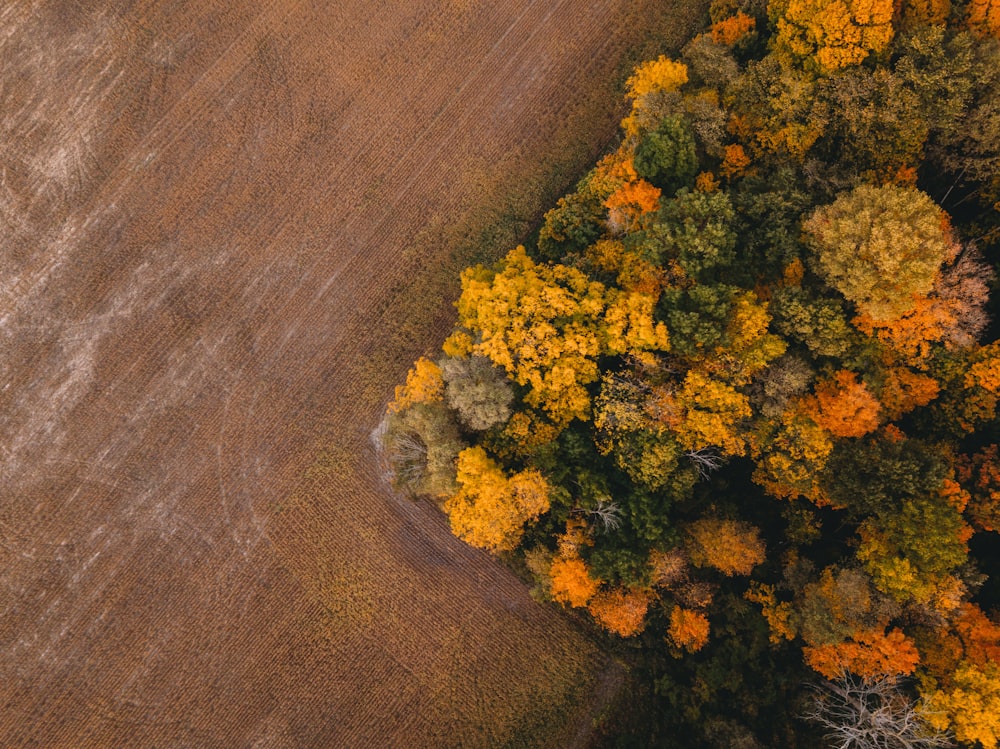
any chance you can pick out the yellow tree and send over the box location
[674,370,753,455]
[456,246,606,425]
[603,290,671,356]
[621,56,689,139]
[804,185,956,322]
[926,661,1000,748]
[444,447,550,553]
[752,403,834,503]
[714,292,787,384]
[745,583,797,643]
[770,0,894,73]
[389,357,444,412]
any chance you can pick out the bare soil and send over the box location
[0,2,703,746]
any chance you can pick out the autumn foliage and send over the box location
[549,554,601,608]
[803,627,920,679]
[444,447,550,552]
[389,357,444,412]
[710,12,757,45]
[385,4,1000,743]
[771,0,895,72]
[687,519,766,576]
[588,587,651,637]
[802,370,880,438]
[967,0,1000,37]
[669,606,711,652]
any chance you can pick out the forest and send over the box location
[385,0,1000,745]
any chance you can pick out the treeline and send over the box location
[384,0,1000,745]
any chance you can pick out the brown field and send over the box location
[0,1,704,746]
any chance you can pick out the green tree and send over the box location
[536,168,614,260]
[771,286,856,357]
[633,115,699,195]
[812,66,928,181]
[639,188,737,280]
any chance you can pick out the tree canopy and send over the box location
[384,2,1000,745]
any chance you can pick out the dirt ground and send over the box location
[0,1,702,746]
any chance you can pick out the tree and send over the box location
[661,284,738,358]
[770,0,895,73]
[877,366,940,421]
[897,0,951,29]
[714,292,788,383]
[720,143,752,178]
[753,403,834,503]
[772,286,856,358]
[710,11,757,45]
[389,357,444,412]
[745,583,798,643]
[444,447,550,552]
[726,57,824,159]
[902,27,1000,201]
[967,0,1000,38]
[675,370,753,455]
[643,188,737,279]
[456,246,606,425]
[925,661,1000,748]
[687,518,766,575]
[956,445,1000,532]
[951,603,1000,667]
[536,169,612,260]
[669,606,711,652]
[853,247,992,364]
[681,33,740,92]
[812,66,929,182]
[856,505,969,608]
[383,402,464,497]
[802,370,881,439]
[633,116,699,195]
[440,354,514,431]
[750,354,815,418]
[804,673,952,749]
[621,56,689,139]
[592,371,692,492]
[803,628,921,680]
[605,177,662,234]
[603,290,671,356]
[588,587,651,636]
[550,554,602,607]
[804,185,956,322]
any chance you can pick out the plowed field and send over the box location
[0,2,703,746]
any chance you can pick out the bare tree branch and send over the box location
[803,673,953,749]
